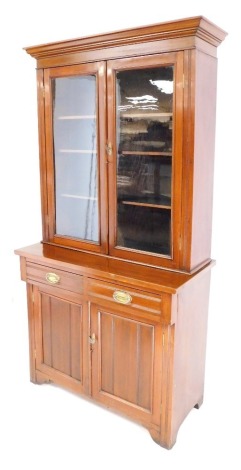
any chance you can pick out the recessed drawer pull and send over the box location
[113,290,132,305]
[45,272,60,284]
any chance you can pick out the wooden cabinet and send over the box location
[15,16,226,448]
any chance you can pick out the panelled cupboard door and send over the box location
[43,62,108,253]
[107,52,183,269]
[90,304,163,426]
[33,285,88,394]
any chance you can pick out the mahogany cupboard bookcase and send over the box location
[15,17,226,449]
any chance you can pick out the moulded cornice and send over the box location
[24,16,227,59]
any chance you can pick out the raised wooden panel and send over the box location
[36,291,83,384]
[91,305,162,426]
[138,325,155,410]
[100,312,154,411]
[42,294,82,380]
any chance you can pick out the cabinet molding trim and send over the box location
[25,16,227,61]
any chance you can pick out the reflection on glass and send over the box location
[116,67,173,256]
[52,76,98,242]
[118,205,171,255]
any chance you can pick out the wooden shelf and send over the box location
[121,151,172,157]
[122,201,171,209]
[120,112,173,119]
[121,195,171,210]
[58,115,96,120]
[59,149,97,154]
[61,194,97,201]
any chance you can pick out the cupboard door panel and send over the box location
[91,304,162,426]
[34,286,87,393]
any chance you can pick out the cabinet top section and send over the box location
[24,16,227,67]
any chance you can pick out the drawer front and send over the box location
[87,279,162,316]
[26,262,83,294]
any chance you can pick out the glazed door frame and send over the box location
[43,62,108,253]
[32,284,89,395]
[107,52,184,269]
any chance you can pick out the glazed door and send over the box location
[44,62,108,253]
[90,304,162,426]
[107,52,183,269]
[33,285,88,394]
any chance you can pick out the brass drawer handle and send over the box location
[113,290,132,305]
[45,272,60,285]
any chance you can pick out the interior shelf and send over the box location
[59,149,97,154]
[121,151,172,156]
[58,115,96,120]
[120,112,173,119]
[120,195,171,210]
[61,194,97,200]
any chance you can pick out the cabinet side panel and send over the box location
[191,51,217,269]
[172,270,211,439]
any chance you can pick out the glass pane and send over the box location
[116,67,173,256]
[52,75,98,242]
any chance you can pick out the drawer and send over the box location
[26,262,83,294]
[88,279,163,316]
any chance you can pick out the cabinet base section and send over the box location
[149,428,176,450]
[31,369,202,450]
[34,368,86,395]
[34,370,52,385]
